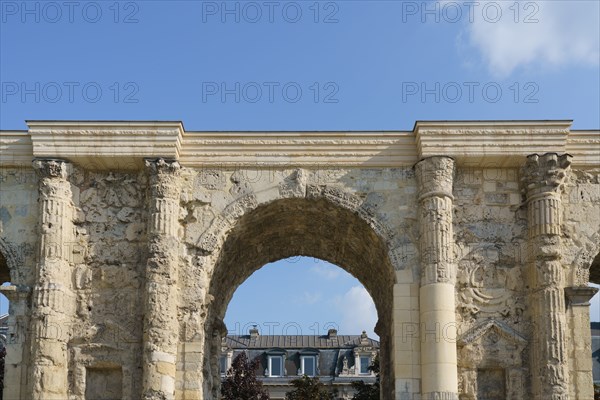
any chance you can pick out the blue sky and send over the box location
[224,257,378,338]
[0,1,599,329]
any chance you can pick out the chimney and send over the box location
[327,328,338,339]
[250,325,259,339]
[360,330,368,344]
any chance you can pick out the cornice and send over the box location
[0,121,597,170]
[180,131,417,167]
[26,121,184,170]
[0,131,32,167]
[566,130,600,168]
[414,120,573,167]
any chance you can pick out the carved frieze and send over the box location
[278,168,308,198]
[457,245,524,325]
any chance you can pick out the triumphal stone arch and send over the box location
[0,120,599,400]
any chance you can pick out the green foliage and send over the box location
[221,352,270,400]
[285,375,335,400]
[594,383,600,400]
[351,356,380,400]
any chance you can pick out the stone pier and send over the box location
[30,159,76,400]
[415,156,459,400]
[142,158,182,400]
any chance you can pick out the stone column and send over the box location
[142,158,182,400]
[30,159,76,400]
[565,287,599,399]
[522,153,572,400]
[415,156,458,400]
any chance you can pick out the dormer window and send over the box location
[301,355,316,376]
[265,348,286,377]
[268,355,284,377]
[359,356,370,375]
[299,348,319,377]
[353,332,376,377]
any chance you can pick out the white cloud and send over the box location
[310,261,342,280]
[295,291,323,305]
[334,286,378,338]
[457,1,600,77]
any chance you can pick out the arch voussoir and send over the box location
[195,173,400,399]
[196,173,399,267]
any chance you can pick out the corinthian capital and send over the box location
[415,156,455,200]
[521,153,572,198]
[32,158,71,180]
[145,158,181,199]
[144,158,181,175]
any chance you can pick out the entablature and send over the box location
[0,120,597,170]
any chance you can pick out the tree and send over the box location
[285,375,335,400]
[351,356,380,400]
[221,352,270,400]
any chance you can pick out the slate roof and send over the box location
[223,335,379,349]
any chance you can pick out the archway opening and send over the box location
[225,257,379,338]
[205,197,397,399]
[223,256,379,399]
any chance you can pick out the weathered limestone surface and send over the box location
[143,158,182,400]
[0,121,599,400]
[522,154,572,400]
[30,159,76,400]
[0,165,38,400]
[453,166,529,400]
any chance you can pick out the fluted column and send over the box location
[522,153,572,400]
[30,159,76,400]
[142,158,182,400]
[415,156,458,400]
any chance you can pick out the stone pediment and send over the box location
[458,320,527,369]
[458,319,526,347]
